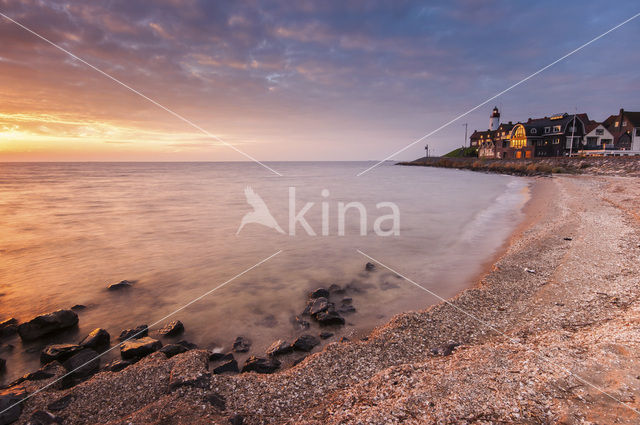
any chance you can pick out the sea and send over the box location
[0,161,530,384]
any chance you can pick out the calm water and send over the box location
[0,162,529,383]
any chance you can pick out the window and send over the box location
[553,125,561,132]
[531,128,537,134]
[636,129,640,137]
[615,121,619,127]
[525,151,532,159]
[544,127,550,133]
[623,121,627,126]
[553,138,560,144]
[595,129,604,136]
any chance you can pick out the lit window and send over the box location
[615,121,619,127]
[553,125,561,132]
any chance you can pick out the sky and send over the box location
[0,0,638,162]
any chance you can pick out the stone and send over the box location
[209,352,233,363]
[104,359,132,372]
[70,304,86,311]
[106,280,134,291]
[319,332,334,339]
[0,318,18,339]
[157,320,184,337]
[62,349,100,380]
[309,297,330,316]
[118,325,148,341]
[17,310,78,341]
[213,359,239,374]
[176,340,198,350]
[241,356,280,374]
[40,344,84,364]
[232,336,251,353]
[26,410,62,424]
[338,304,357,314]
[292,335,319,352]
[309,288,330,299]
[430,342,460,356]
[0,387,26,425]
[120,337,162,360]
[266,340,292,357]
[328,284,344,294]
[315,308,345,326]
[159,344,188,358]
[79,328,110,350]
[365,262,376,271]
[341,297,353,305]
[205,392,226,411]
[47,394,74,412]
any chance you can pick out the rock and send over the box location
[17,310,78,341]
[104,359,132,372]
[229,415,244,425]
[338,304,356,314]
[157,320,184,337]
[209,352,233,363]
[40,344,84,364]
[168,351,210,390]
[341,297,352,305]
[213,359,239,374]
[205,392,226,411]
[232,336,251,353]
[309,288,330,299]
[292,335,319,352]
[241,356,280,374]
[62,349,100,380]
[0,318,18,339]
[328,284,344,294]
[70,304,86,311]
[176,340,198,350]
[524,267,536,274]
[0,387,26,425]
[292,356,307,366]
[309,297,330,316]
[106,280,134,291]
[47,394,74,412]
[430,342,460,356]
[563,237,573,241]
[159,344,188,358]
[120,337,162,360]
[79,328,110,350]
[315,308,345,326]
[266,340,292,357]
[365,262,376,271]
[118,325,148,341]
[26,410,62,424]
[319,332,333,339]
[9,363,64,387]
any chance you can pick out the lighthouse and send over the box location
[490,106,500,131]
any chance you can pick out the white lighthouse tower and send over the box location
[489,106,500,131]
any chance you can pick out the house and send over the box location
[603,109,640,151]
[471,107,515,158]
[581,122,614,150]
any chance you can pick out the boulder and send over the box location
[213,359,239,374]
[309,297,330,316]
[365,262,376,271]
[8,362,64,387]
[0,318,18,339]
[106,280,134,291]
[176,340,198,350]
[70,305,86,311]
[47,394,74,412]
[328,284,345,294]
[79,328,110,350]
[62,349,100,380]
[292,335,319,352]
[232,336,251,353]
[266,340,292,357]
[315,308,345,326]
[40,344,84,364]
[209,352,233,363]
[157,320,184,337]
[338,304,356,314]
[0,387,27,425]
[17,310,78,341]
[308,288,330,299]
[159,344,188,358]
[26,410,62,425]
[319,332,334,340]
[104,359,132,372]
[241,356,280,374]
[118,325,148,341]
[120,337,162,360]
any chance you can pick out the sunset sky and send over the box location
[0,0,639,162]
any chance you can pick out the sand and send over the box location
[7,174,640,424]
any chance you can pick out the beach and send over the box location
[2,173,639,424]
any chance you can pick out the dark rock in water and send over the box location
[0,318,18,339]
[430,342,460,356]
[104,359,132,372]
[159,344,188,358]
[292,316,310,330]
[309,297,330,316]
[213,359,239,374]
[27,410,62,425]
[79,328,110,350]
[338,304,357,314]
[205,392,226,411]
[341,297,352,305]
[292,356,307,366]
[120,337,162,360]
[176,340,198,350]
[241,356,280,374]
[309,287,330,299]
[17,310,78,341]
[118,325,148,341]
[365,262,376,271]
[157,320,184,337]
[62,349,100,380]
[70,304,86,311]
[47,394,74,412]
[266,340,292,357]
[232,336,251,353]
[40,344,84,364]
[315,308,345,326]
[22,362,63,382]
[319,332,334,340]
[328,284,344,294]
[0,387,27,425]
[107,280,134,291]
[209,352,233,363]
[292,335,319,352]
[229,414,244,425]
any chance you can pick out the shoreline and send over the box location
[4,174,640,424]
